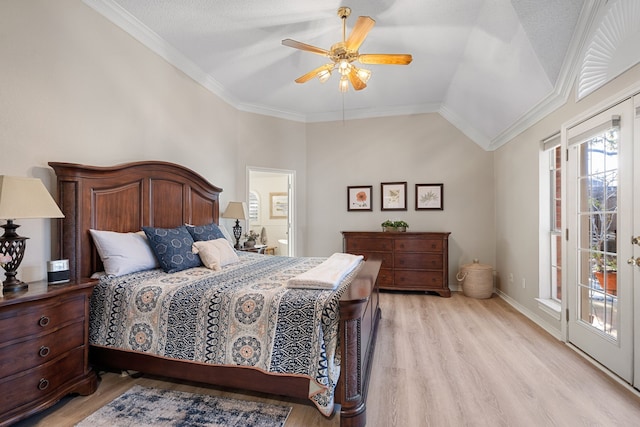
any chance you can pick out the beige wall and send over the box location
[0,0,303,282]
[4,0,638,342]
[494,63,640,334]
[306,114,496,287]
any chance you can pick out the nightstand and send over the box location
[0,279,98,426]
[240,246,276,255]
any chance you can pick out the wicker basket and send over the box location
[457,259,494,299]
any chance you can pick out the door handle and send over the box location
[627,257,640,267]
[632,236,640,246]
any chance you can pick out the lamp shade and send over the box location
[222,201,247,220]
[0,176,64,220]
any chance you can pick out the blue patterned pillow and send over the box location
[142,225,202,273]
[186,222,226,242]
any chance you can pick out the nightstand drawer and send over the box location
[0,294,85,343]
[0,321,84,378]
[0,346,85,415]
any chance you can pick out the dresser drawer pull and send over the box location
[39,346,51,358]
[38,316,50,327]
[38,378,49,391]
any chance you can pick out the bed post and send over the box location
[336,260,381,427]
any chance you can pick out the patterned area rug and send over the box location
[75,385,292,427]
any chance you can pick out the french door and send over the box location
[566,97,636,383]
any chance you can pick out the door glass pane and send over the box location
[576,127,618,339]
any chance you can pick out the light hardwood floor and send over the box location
[16,292,640,426]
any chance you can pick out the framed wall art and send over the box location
[269,192,288,218]
[381,182,407,211]
[416,183,443,210]
[347,185,373,211]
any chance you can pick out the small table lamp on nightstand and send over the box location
[222,201,247,250]
[0,176,65,292]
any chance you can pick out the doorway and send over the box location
[566,97,637,384]
[247,167,294,256]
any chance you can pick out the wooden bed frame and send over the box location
[49,161,381,427]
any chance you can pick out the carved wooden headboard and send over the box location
[49,161,222,281]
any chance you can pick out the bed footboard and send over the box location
[336,259,382,427]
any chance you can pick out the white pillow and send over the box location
[89,229,160,276]
[192,238,240,270]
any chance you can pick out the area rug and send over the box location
[75,385,292,427]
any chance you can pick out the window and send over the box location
[549,145,562,302]
[538,133,562,317]
[248,191,260,223]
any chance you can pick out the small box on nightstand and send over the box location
[47,259,70,284]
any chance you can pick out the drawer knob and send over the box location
[39,346,51,358]
[38,378,49,391]
[38,316,50,327]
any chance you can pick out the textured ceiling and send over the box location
[84,0,597,150]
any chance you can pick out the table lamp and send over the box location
[221,201,247,249]
[0,176,64,292]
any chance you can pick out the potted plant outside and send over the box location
[593,252,617,295]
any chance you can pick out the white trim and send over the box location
[487,1,605,151]
[536,298,562,321]
[496,289,563,341]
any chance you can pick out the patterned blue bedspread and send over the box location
[89,252,359,416]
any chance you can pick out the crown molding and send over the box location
[486,0,606,151]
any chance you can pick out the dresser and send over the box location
[0,280,98,426]
[342,231,451,297]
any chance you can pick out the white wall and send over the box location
[306,114,496,286]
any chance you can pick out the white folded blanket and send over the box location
[286,253,364,290]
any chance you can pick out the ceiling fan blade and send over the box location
[294,64,335,84]
[358,53,413,65]
[345,16,375,51]
[347,68,367,91]
[282,38,329,56]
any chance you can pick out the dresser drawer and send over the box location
[394,270,444,289]
[0,294,85,343]
[352,252,393,269]
[394,238,443,252]
[345,238,392,252]
[0,346,85,415]
[395,253,443,270]
[0,321,84,379]
[377,269,393,287]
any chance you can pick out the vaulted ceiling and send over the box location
[84,0,601,150]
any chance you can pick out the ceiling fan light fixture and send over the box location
[338,59,351,75]
[339,75,349,93]
[355,67,371,83]
[283,7,412,92]
[317,68,332,83]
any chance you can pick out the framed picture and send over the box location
[347,185,373,211]
[416,183,444,210]
[269,192,288,219]
[381,182,407,211]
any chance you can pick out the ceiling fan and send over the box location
[282,6,412,92]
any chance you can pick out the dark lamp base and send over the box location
[2,278,28,292]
